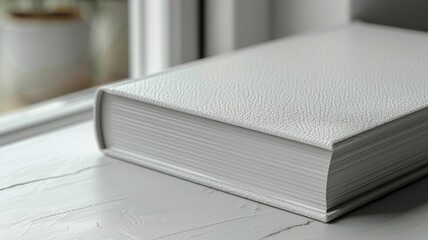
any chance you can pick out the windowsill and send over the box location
[0,87,96,146]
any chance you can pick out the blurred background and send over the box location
[1,0,427,115]
[0,0,128,113]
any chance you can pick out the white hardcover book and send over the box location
[95,22,428,222]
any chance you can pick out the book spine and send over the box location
[94,88,107,150]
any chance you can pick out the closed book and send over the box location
[95,22,428,222]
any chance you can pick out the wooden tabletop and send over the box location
[1,121,428,240]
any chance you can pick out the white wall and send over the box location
[352,0,428,32]
[205,0,351,56]
[204,0,271,56]
[272,0,351,38]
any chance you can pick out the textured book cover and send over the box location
[95,22,428,222]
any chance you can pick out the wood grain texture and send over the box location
[1,121,428,239]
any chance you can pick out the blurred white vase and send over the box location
[1,14,91,103]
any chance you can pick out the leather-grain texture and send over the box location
[101,22,428,150]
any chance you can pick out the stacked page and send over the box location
[95,22,428,222]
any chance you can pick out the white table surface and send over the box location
[1,121,428,240]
